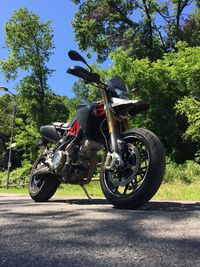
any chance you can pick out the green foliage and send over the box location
[46,94,69,123]
[182,8,200,47]
[164,160,200,184]
[66,97,81,121]
[0,95,13,170]
[14,118,41,162]
[71,0,198,62]
[0,93,69,170]
[1,8,53,80]
[0,160,31,187]
[176,97,200,143]
[0,94,13,136]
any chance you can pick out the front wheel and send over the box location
[100,128,165,209]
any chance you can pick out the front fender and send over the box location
[111,98,149,115]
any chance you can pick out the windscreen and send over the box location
[108,76,129,99]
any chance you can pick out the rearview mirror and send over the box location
[68,50,87,65]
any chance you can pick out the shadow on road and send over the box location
[141,201,200,211]
[50,198,200,212]
[0,194,199,212]
[50,198,109,205]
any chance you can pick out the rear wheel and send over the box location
[100,128,165,209]
[29,155,60,202]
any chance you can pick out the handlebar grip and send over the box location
[67,66,100,84]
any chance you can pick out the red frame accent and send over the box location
[67,102,105,137]
[96,102,105,117]
[68,120,81,137]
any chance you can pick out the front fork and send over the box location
[102,90,128,170]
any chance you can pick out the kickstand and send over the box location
[80,184,92,200]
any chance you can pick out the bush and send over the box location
[0,171,7,186]
[164,160,200,184]
[0,161,32,187]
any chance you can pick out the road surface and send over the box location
[0,194,199,267]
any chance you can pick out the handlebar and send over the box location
[67,66,107,88]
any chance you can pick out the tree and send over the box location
[72,0,162,61]
[0,94,12,171]
[66,97,81,121]
[71,0,196,62]
[174,51,200,145]
[0,8,70,165]
[181,7,200,47]
[13,93,69,163]
[0,94,23,170]
[0,7,54,128]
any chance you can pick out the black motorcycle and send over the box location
[29,50,165,209]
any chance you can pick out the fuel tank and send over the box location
[76,103,108,143]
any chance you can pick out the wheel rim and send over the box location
[104,135,150,198]
[29,158,46,194]
[30,174,45,194]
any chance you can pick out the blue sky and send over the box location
[0,0,111,98]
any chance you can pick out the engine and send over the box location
[49,138,103,182]
[77,138,103,167]
[51,150,68,171]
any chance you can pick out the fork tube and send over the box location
[102,90,118,152]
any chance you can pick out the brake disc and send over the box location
[107,144,140,186]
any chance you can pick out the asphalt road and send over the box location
[0,193,199,267]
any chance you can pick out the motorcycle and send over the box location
[29,50,165,209]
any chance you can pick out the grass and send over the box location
[153,181,200,201]
[0,180,199,201]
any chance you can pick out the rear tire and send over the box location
[100,128,165,209]
[29,155,60,202]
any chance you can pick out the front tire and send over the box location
[29,155,60,202]
[100,128,165,209]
